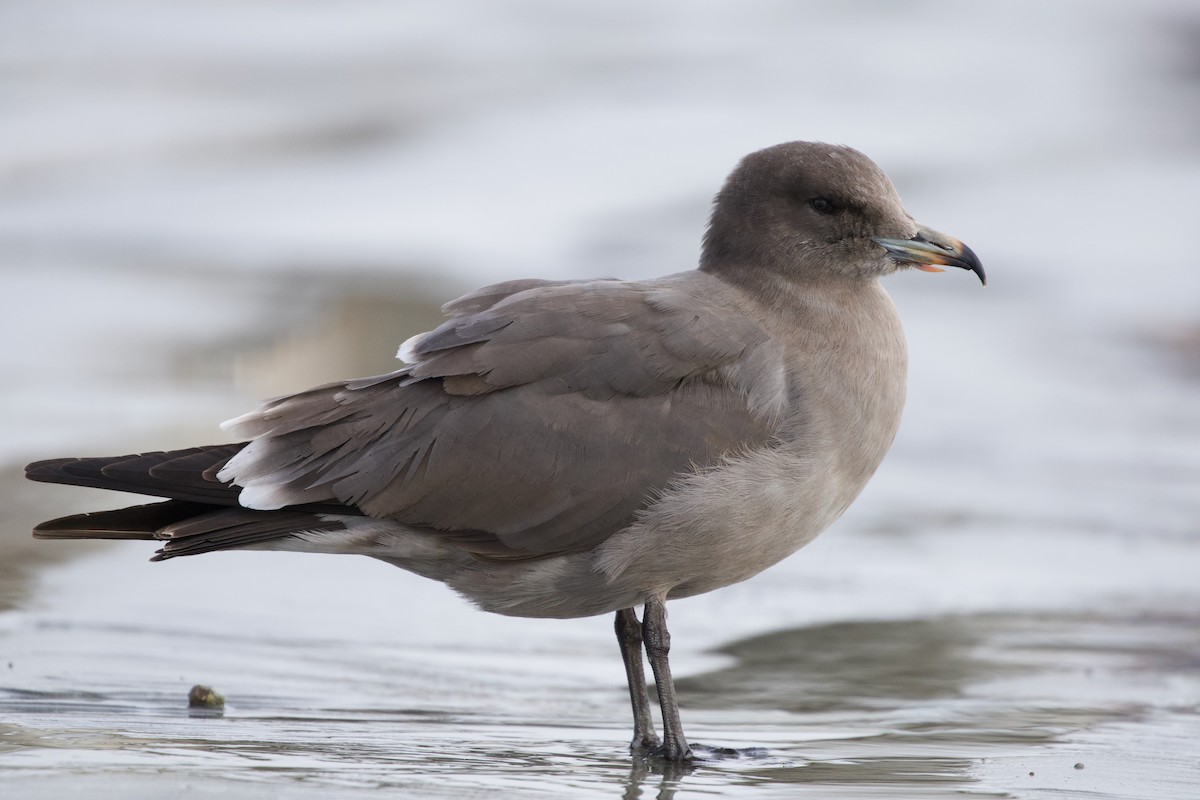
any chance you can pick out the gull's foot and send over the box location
[683,743,772,761]
[647,740,694,762]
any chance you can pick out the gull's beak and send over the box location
[873,226,986,286]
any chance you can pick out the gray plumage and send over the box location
[26,141,984,761]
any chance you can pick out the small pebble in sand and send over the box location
[188,684,225,710]
[1074,762,1085,770]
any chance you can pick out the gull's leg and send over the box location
[615,607,659,750]
[642,596,693,761]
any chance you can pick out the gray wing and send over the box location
[219,273,787,558]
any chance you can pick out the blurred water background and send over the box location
[2,1,1199,798]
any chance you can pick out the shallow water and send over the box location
[2,547,1197,798]
[3,1,1200,798]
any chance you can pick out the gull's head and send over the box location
[702,141,984,286]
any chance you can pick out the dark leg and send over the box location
[615,608,659,750]
[642,596,692,761]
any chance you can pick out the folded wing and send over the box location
[219,274,788,558]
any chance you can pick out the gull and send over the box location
[26,141,984,761]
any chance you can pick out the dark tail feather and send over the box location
[25,445,245,505]
[28,444,364,560]
[33,500,350,561]
[32,500,215,540]
[151,508,348,560]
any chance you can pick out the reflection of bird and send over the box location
[26,141,983,761]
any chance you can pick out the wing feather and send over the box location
[220,272,787,557]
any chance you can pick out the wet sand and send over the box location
[2,550,1196,799]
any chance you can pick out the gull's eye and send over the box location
[808,197,836,215]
